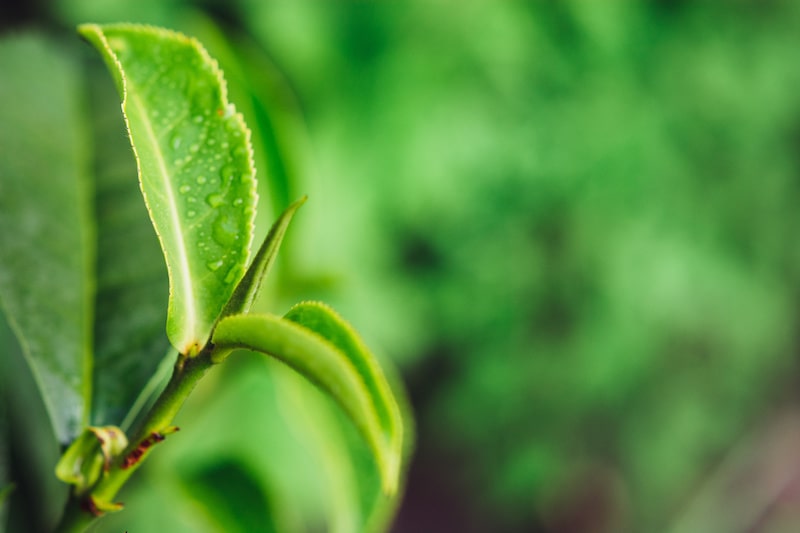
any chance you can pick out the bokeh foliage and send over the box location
[4,1,800,532]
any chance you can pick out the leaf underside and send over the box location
[79,23,258,354]
[212,305,404,496]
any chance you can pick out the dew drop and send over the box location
[207,259,224,272]
[193,115,204,124]
[206,193,224,208]
[196,176,207,185]
[212,214,238,247]
[179,184,191,194]
[190,144,199,153]
[171,135,182,151]
[224,266,240,284]
[187,210,197,218]
[233,198,244,206]
[220,164,237,182]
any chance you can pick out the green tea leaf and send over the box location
[211,307,405,495]
[220,196,306,319]
[0,34,93,443]
[79,24,257,355]
[273,368,400,533]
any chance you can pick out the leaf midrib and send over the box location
[126,87,197,345]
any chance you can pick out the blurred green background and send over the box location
[5,1,800,532]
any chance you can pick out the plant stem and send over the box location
[53,348,215,532]
[53,495,95,533]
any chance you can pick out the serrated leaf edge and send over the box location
[78,23,258,353]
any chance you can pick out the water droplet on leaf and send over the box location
[220,164,236,182]
[206,193,224,208]
[207,259,224,272]
[213,214,238,247]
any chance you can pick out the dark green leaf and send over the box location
[180,458,280,533]
[0,33,93,444]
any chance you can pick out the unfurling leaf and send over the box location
[55,426,128,495]
[79,24,257,355]
[220,196,306,319]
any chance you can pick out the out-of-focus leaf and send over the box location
[0,317,8,533]
[180,458,280,533]
[0,485,11,507]
[211,305,405,496]
[273,360,412,533]
[87,60,172,427]
[2,312,68,532]
[0,343,7,533]
[79,23,257,354]
[282,302,406,496]
[0,33,93,444]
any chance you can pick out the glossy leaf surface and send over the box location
[0,34,93,443]
[79,24,257,354]
[212,306,404,495]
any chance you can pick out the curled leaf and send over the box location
[211,306,405,495]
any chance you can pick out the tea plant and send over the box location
[0,24,408,533]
